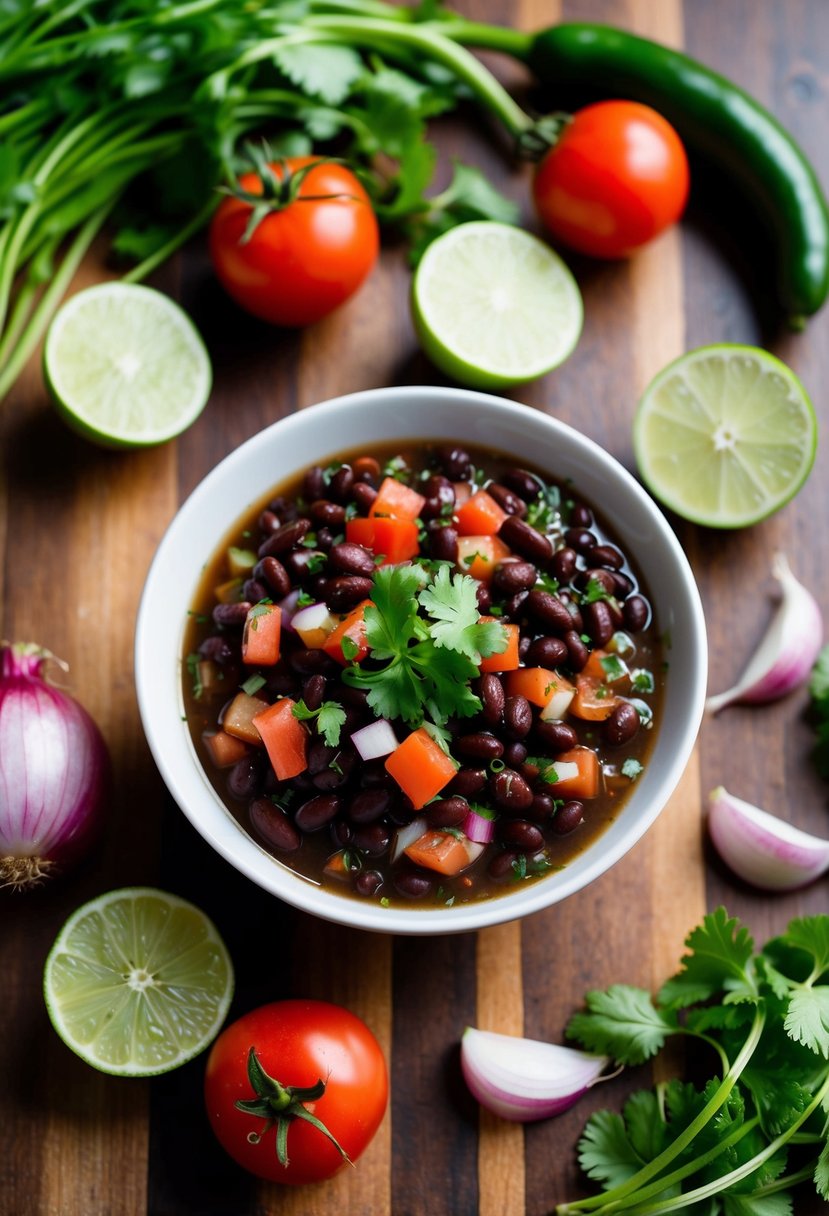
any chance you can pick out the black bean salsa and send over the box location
[182,441,664,909]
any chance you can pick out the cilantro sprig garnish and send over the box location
[291,698,347,747]
[556,908,829,1214]
[342,563,507,728]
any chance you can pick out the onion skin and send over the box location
[0,644,110,890]
[708,785,829,892]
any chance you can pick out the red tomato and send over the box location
[209,158,380,326]
[533,101,690,259]
[203,999,388,1185]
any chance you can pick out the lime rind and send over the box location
[44,283,212,449]
[412,221,583,389]
[634,344,817,529]
[43,887,233,1077]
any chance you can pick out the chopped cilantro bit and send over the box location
[621,758,644,780]
[600,654,626,682]
[536,571,560,595]
[632,668,655,693]
[248,599,274,630]
[297,590,315,607]
[380,897,390,908]
[580,633,592,645]
[630,698,654,727]
[341,849,362,872]
[340,635,360,662]
[382,455,409,480]
[301,531,318,547]
[525,482,560,531]
[241,673,266,696]
[510,854,528,880]
[306,553,327,574]
[469,803,498,821]
[323,461,343,484]
[185,652,203,699]
[583,577,613,604]
[186,610,209,623]
[291,698,347,747]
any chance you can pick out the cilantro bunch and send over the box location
[343,563,507,729]
[558,908,829,1214]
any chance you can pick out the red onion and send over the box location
[0,643,110,889]
[462,805,496,844]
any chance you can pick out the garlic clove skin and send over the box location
[708,786,829,892]
[705,554,823,715]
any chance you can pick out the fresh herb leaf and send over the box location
[621,758,643,780]
[185,652,203,699]
[417,564,507,662]
[291,698,347,747]
[632,667,655,693]
[600,654,626,682]
[566,985,674,1066]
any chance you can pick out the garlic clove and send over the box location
[705,554,823,715]
[708,785,829,892]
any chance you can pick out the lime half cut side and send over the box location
[44,888,233,1077]
[44,283,212,448]
[634,344,817,529]
[412,221,583,389]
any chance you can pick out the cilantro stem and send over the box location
[122,196,220,285]
[556,1008,767,1214]
[436,17,535,60]
[614,1070,829,1214]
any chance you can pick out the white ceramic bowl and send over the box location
[135,386,707,935]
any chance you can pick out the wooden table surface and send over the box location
[3,2,828,1213]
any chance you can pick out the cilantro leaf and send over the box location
[577,1109,647,1190]
[363,564,426,657]
[784,987,829,1058]
[566,985,675,1065]
[658,907,757,1010]
[722,1193,793,1216]
[808,644,829,707]
[272,43,364,106]
[291,698,346,747]
[816,1139,829,1199]
[781,916,829,977]
[417,565,506,661]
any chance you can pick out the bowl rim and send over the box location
[135,385,708,935]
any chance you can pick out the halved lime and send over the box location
[411,221,583,389]
[44,888,233,1077]
[634,344,817,528]
[44,283,212,448]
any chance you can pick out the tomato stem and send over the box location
[234,1046,352,1169]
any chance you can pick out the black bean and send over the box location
[550,546,577,584]
[241,577,268,604]
[527,792,556,822]
[352,482,378,513]
[564,527,597,555]
[328,541,375,577]
[492,560,538,595]
[429,524,458,564]
[590,543,624,570]
[559,593,584,633]
[455,732,504,761]
[310,499,346,528]
[503,590,529,619]
[263,666,298,697]
[348,788,391,824]
[568,503,593,528]
[534,720,578,752]
[612,571,635,600]
[526,636,568,668]
[605,702,641,746]
[479,673,505,726]
[267,494,298,521]
[499,515,553,564]
[198,635,235,665]
[226,754,265,801]
[285,647,337,676]
[327,466,354,502]
[491,767,534,811]
[525,589,572,634]
[303,466,326,501]
[258,518,311,558]
[212,601,251,628]
[501,468,541,501]
[359,760,393,789]
[578,567,616,595]
[448,767,488,798]
[325,575,374,612]
[331,819,352,848]
[316,528,335,552]
[487,483,527,517]
[436,445,472,480]
[311,751,356,790]
[425,796,469,828]
[258,508,280,535]
[499,820,544,852]
[503,741,528,767]
[284,548,325,583]
[355,870,383,898]
[563,630,590,671]
[624,595,651,631]
[249,798,301,852]
[254,556,291,599]
[487,850,520,881]
[295,794,342,832]
[476,584,492,614]
[552,800,585,836]
[394,868,434,899]
[419,475,455,519]
[504,695,533,740]
[387,795,416,825]
[301,674,326,712]
[583,600,615,648]
[350,822,389,856]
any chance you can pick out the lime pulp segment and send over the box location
[44,888,233,1076]
[44,283,212,447]
[634,345,817,528]
[413,222,583,386]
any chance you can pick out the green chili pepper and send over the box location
[516,23,829,330]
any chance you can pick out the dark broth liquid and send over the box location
[182,440,664,909]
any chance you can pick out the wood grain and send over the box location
[2,3,829,1214]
